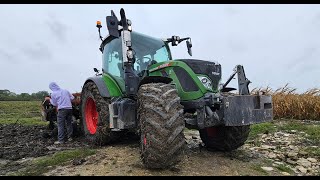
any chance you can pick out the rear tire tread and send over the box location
[80,81,118,146]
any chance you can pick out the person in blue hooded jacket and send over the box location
[49,82,75,144]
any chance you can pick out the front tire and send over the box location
[138,83,186,169]
[199,125,250,151]
[80,81,116,146]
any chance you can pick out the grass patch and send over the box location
[12,148,96,176]
[303,147,320,158]
[250,164,268,175]
[0,101,48,126]
[0,101,45,126]
[0,101,42,118]
[302,125,320,143]
[262,159,273,166]
[275,164,294,174]
[248,122,277,140]
[278,121,320,143]
[278,121,308,132]
[0,117,48,126]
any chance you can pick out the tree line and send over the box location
[0,89,49,101]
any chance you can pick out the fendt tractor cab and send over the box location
[80,8,273,169]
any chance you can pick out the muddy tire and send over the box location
[199,126,250,151]
[80,81,116,146]
[138,83,185,169]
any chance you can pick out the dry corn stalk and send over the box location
[251,84,320,120]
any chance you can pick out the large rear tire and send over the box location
[80,81,116,146]
[199,125,250,151]
[138,83,186,169]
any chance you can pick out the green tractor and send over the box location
[80,8,273,169]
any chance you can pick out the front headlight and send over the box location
[197,76,213,91]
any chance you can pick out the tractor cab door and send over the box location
[102,37,124,79]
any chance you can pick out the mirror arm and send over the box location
[178,37,190,43]
[98,28,103,41]
[164,36,193,56]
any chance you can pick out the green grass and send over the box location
[262,159,273,166]
[278,121,308,132]
[278,121,320,143]
[12,148,96,176]
[250,164,268,175]
[248,121,320,145]
[302,147,320,158]
[0,117,48,126]
[0,101,48,126]
[0,101,42,118]
[248,122,277,140]
[274,164,294,174]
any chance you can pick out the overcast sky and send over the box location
[0,4,319,94]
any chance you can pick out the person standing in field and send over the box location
[49,82,74,144]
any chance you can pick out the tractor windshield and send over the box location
[102,31,171,78]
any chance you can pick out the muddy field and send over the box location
[0,120,319,176]
[0,124,266,176]
[0,124,89,175]
[0,124,53,161]
[0,124,88,160]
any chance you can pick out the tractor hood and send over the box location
[177,59,222,91]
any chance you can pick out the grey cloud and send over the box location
[293,47,317,64]
[312,12,320,25]
[0,49,17,63]
[1,5,320,94]
[300,62,320,74]
[20,42,53,61]
[227,39,247,53]
[224,6,239,16]
[288,46,318,74]
[45,16,69,43]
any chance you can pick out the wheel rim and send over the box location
[206,127,218,138]
[85,97,98,134]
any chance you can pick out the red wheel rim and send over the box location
[85,97,98,134]
[206,127,218,138]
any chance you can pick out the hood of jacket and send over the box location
[49,82,61,91]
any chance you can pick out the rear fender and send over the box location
[84,77,110,97]
[84,74,123,98]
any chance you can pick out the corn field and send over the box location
[251,84,320,121]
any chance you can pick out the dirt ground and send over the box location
[0,124,88,175]
[0,124,86,160]
[43,130,281,176]
[0,123,317,176]
[0,124,51,161]
[44,149,266,175]
[0,124,268,176]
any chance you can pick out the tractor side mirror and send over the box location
[106,16,120,38]
[93,68,100,76]
[186,39,192,56]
